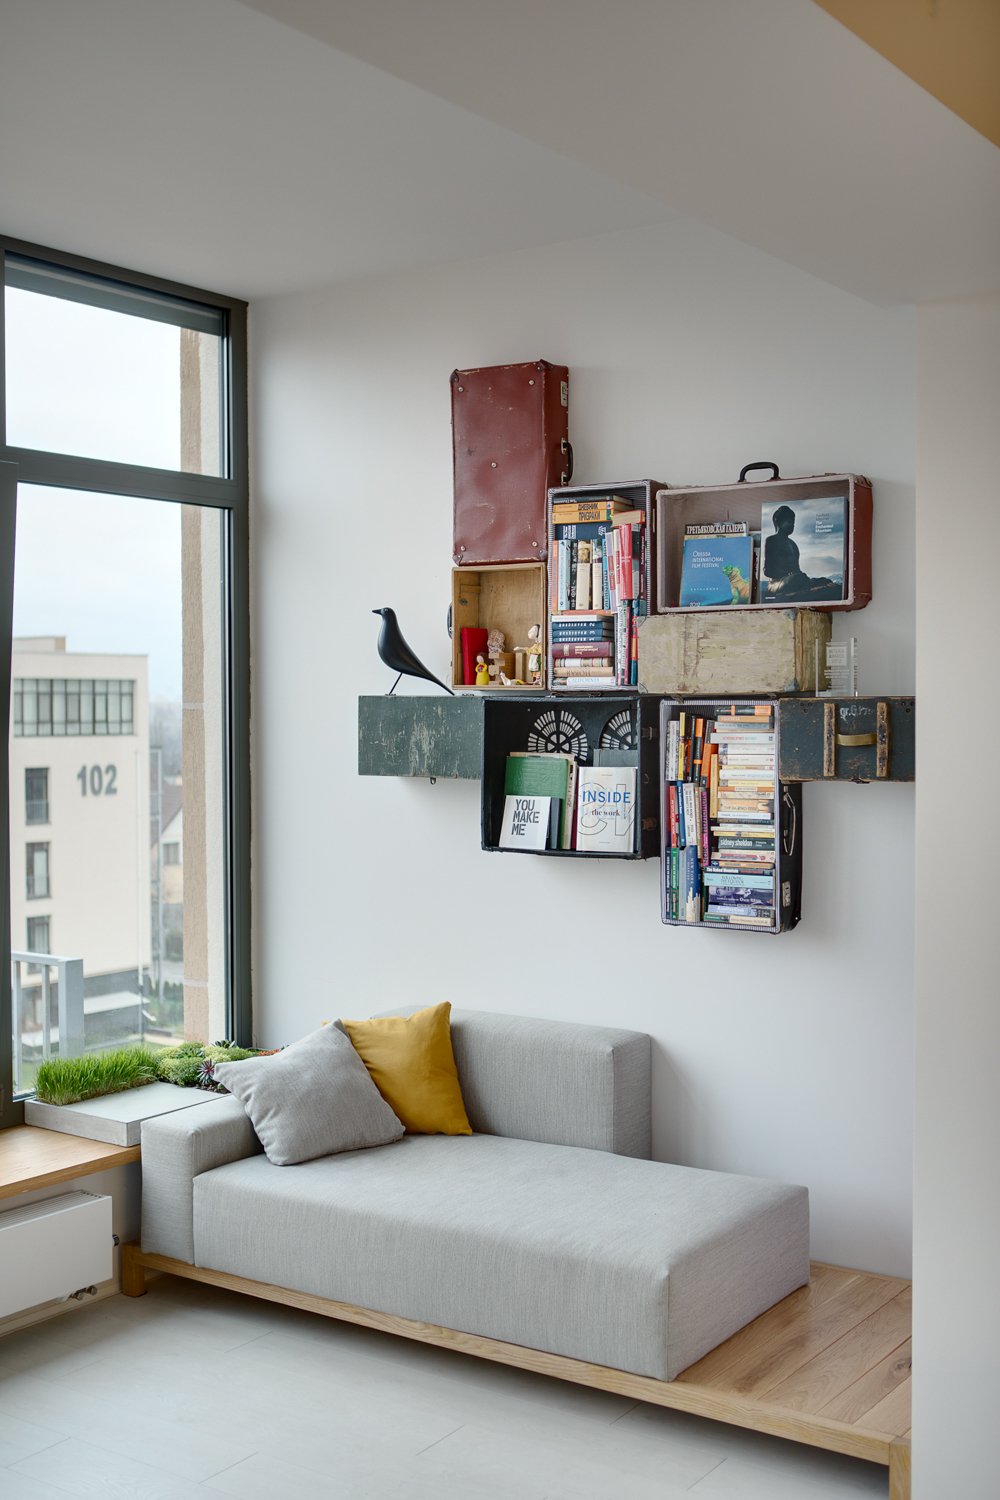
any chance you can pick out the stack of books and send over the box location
[549,494,647,687]
[663,704,777,928]
[500,752,637,854]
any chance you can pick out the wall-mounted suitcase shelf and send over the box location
[358,695,483,780]
[655,466,873,614]
[481,694,662,859]
[660,697,802,934]
[777,697,915,783]
[546,480,664,693]
[452,359,570,566]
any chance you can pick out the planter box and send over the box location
[637,609,830,695]
[25,1082,224,1147]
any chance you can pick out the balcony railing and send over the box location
[11,951,85,1096]
[26,876,50,899]
[25,800,49,824]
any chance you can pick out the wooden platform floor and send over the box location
[124,1250,911,1497]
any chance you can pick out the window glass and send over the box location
[9,486,230,1094]
[4,256,226,477]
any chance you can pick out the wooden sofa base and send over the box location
[121,1246,910,1498]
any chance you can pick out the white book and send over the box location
[575,766,637,854]
[499,795,552,851]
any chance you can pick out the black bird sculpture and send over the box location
[373,607,454,696]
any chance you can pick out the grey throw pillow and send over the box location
[213,1023,404,1166]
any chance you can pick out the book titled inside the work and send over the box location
[575,765,636,854]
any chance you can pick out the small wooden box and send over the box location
[777,697,915,782]
[655,466,873,613]
[637,609,830,695]
[451,564,547,692]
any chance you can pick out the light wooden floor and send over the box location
[0,1273,896,1498]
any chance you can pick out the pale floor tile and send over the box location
[202,1450,380,1500]
[374,1473,545,1500]
[687,1449,889,1497]
[10,1436,214,1499]
[0,1469,79,1499]
[619,1404,889,1494]
[407,1422,700,1498]
[2,1284,891,1500]
[0,1368,259,1483]
[0,1410,66,1466]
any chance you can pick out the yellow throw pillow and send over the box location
[341,1003,472,1136]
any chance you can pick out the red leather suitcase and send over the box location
[452,360,571,565]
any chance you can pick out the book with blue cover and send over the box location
[679,534,755,607]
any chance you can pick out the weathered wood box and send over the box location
[637,609,830,695]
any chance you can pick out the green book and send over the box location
[504,753,572,847]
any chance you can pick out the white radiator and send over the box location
[0,1191,113,1317]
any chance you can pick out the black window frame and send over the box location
[0,236,251,1126]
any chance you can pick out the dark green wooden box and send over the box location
[778,697,915,782]
[358,696,483,780]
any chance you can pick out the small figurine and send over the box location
[474,653,490,688]
[487,628,505,684]
[526,623,543,685]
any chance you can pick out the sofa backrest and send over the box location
[448,1009,651,1159]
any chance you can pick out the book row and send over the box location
[663,702,780,929]
[550,495,648,689]
[678,496,847,608]
[500,749,637,855]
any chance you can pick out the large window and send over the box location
[0,238,249,1123]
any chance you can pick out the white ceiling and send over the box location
[2,0,998,306]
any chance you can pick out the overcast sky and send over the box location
[6,288,196,700]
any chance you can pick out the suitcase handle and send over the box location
[738,461,780,483]
[561,439,574,485]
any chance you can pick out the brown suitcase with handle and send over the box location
[452,360,571,565]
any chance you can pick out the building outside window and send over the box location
[25,767,48,823]
[26,842,49,899]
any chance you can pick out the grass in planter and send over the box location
[34,1046,161,1106]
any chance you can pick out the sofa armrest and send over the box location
[141,1096,262,1263]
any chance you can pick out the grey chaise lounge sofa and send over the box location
[132,1009,809,1384]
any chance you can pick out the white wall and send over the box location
[913,296,1000,1499]
[251,217,916,1274]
